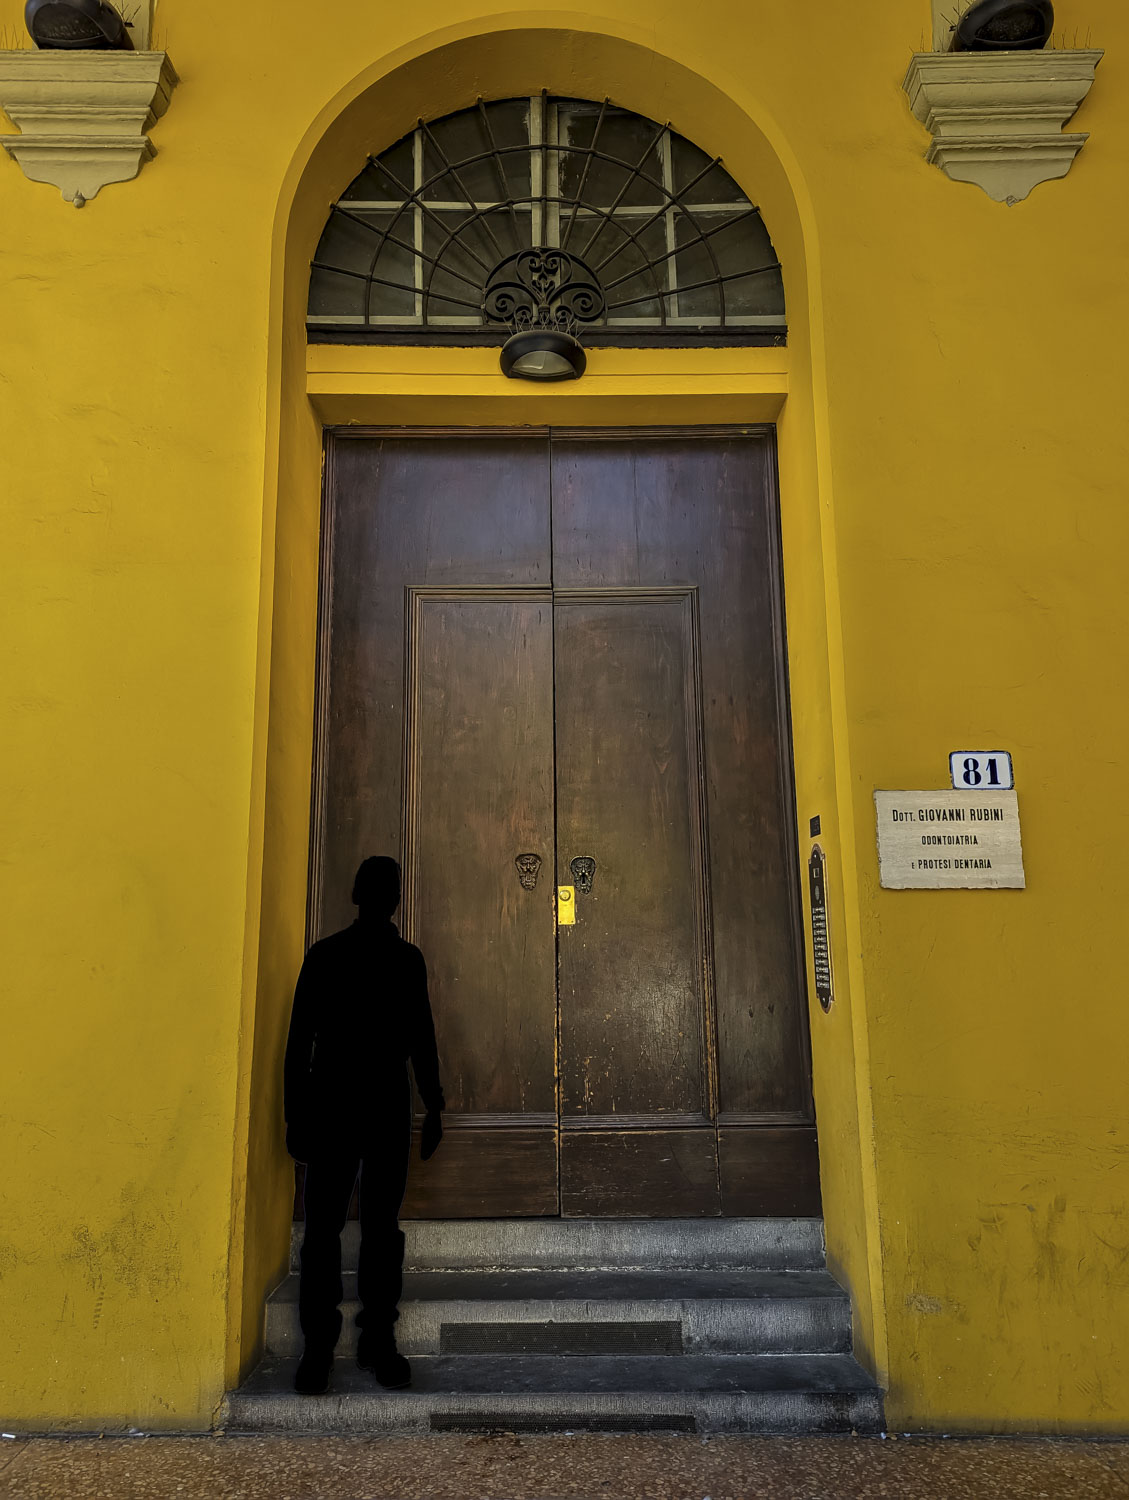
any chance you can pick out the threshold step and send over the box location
[290,1218,826,1274]
[222,1353,883,1436]
[264,1270,852,1357]
[271,1268,848,1302]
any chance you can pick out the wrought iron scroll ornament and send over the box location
[515,853,543,891]
[484,249,606,336]
[570,856,597,895]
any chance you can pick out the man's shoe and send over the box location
[294,1346,334,1395]
[358,1332,411,1389]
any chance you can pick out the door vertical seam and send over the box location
[548,431,563,1217]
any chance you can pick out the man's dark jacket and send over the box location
[284,919,444,1156]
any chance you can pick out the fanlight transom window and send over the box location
[307,95,786,341]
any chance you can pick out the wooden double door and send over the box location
[311,429,817,1218]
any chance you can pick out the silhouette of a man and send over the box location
[284,855,444,1395]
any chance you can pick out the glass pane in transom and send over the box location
[422,211,492,319]
[364,216,418,320]
[313,208,382,279]
[597,217,671,323]
[421,99,532,205]
[670,135,750,207]
[556,100,666,211]
[679,212,783,319]
[362,137,416,201]
[308,266,367,321]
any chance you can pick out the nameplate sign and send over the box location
[875,790,1025,890]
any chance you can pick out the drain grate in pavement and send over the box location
[430,1411,698,1434]
[439,1320,684,1355]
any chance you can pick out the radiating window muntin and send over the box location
[308,96,786,338]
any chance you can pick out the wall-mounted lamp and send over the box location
[484,249,605,382]
[500,329,586,381]
[952,0,1054,51]
[25,0,134,49]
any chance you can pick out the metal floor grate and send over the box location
[430,1411,698,1434]
[439,1320,684,1355]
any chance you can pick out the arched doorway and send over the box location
[228,21,885,1413]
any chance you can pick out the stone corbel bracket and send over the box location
[0,49,177,206]
[903,49,1103,203]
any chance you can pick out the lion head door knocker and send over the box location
[515,853,543,891]
[570,856,596,896]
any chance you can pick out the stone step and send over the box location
[221,1353,883,1436]
[290,1218,826,1274]
[265,1269,852,1357]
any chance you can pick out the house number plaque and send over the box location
[808,844,833,1012]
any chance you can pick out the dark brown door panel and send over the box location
[554,591,713,1126]
[403,590,556,1118]
[403,1120,559,1217]
[560,1128,721,1217]
[719,1126,821,1216]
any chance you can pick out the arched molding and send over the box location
[260,15,825,370]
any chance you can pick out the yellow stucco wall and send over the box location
[0,0,1125,1433]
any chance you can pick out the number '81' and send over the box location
[963,757,1001,786]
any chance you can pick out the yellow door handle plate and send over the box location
[557,885,576,925]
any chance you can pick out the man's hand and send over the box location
[421,1109,444,1161]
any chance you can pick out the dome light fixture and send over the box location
[952,0,1054,51]
[484,249,605,383]
[24,0,133,49]
[500,328,587,382]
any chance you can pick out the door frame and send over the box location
[306,424,816,1215]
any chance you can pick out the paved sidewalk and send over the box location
[1,1434,1128,1499]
